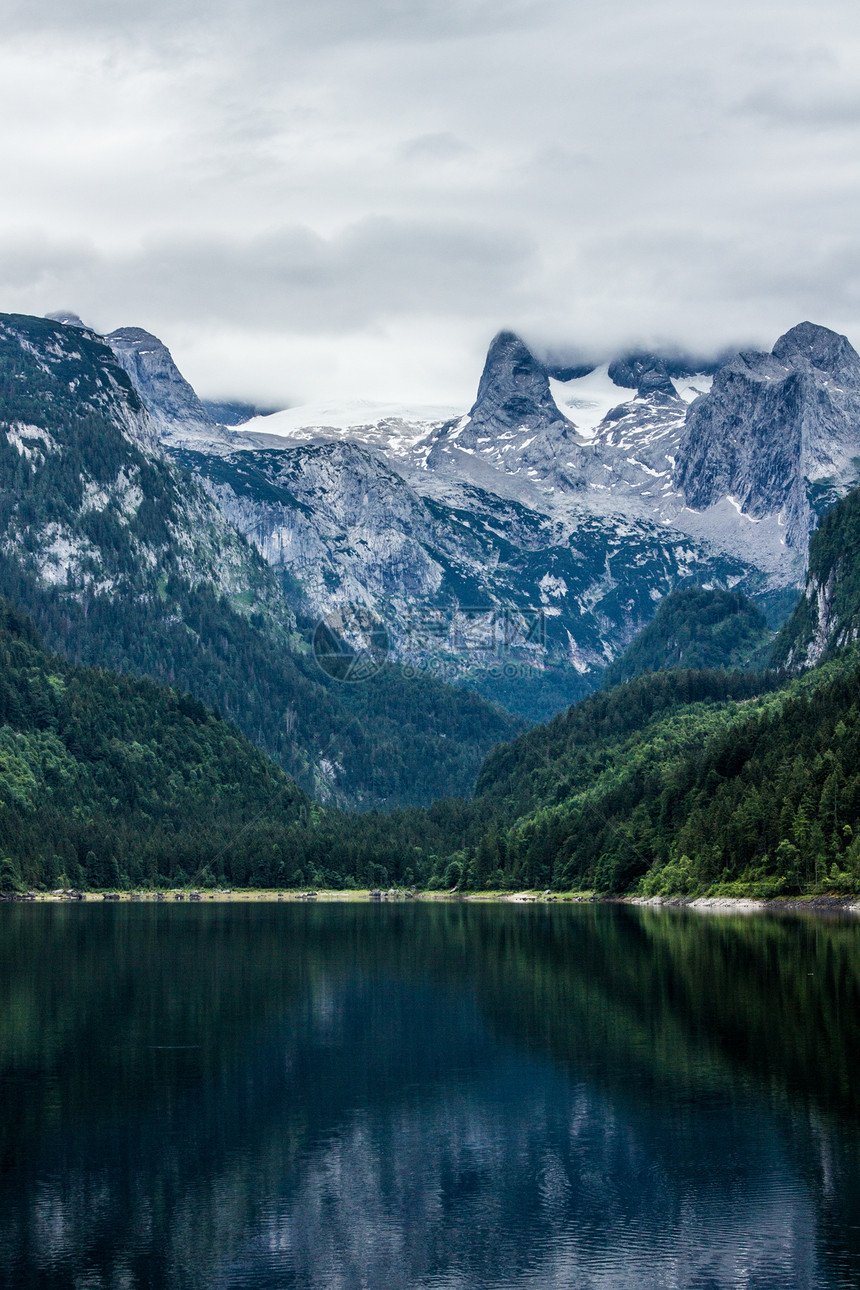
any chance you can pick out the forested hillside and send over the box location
[459,657,860,896]
[0,313,521,808]
[6,587,860,897]
[0,600,313,893]
[601,587,772,686]
[312,654,860,897]
[771,487,860,670]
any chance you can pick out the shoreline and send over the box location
[3,889,860,916]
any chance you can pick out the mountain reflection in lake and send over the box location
[1,901,858,1289]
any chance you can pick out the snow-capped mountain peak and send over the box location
[77,311,860,711]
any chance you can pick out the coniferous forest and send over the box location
[5,571,860,896]
[3,313,860,897]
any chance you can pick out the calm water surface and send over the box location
[1,901,860,1289]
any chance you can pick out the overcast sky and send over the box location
[2,0,860,406]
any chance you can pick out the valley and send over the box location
[3,309,860,900]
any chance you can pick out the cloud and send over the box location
[397,134,474,163]
[2,0,542,52]
[0,219,534,331]
[738,88,860,129]
[1,0,860,401]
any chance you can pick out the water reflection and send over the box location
[0,902,858,1287]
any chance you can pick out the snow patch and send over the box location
[539,572,568,601]
[672,374,713,403]
[549,365,638,437]
[244,398,462,441]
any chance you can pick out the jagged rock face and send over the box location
[606,353,678,400]
[772,320,860,382]
[433,331,584,478]
[176,441,446,621]
[674,322,860,548]
[424,339,790,588]
[457,330,574,446]
[107,326,217,435]
[0,312,290,623]
[469,331,569,433]
[155,324,778,711]
[176,432,760,717]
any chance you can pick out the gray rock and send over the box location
[607,352,678,400]
[674,322,860,548]
[430,330,585,480]
[106,326,218,436]
[45,310,88,329]
[466,331,573,439]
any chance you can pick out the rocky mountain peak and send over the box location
[467,330,571,437]
[673,323,860,549]
[107,326,215,432]
[771,321,860,382]
[45,310,88,330]
[606,352,678,399]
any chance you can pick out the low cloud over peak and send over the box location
[1,0,859,403]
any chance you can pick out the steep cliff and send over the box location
[106,326,238,450]
[174,433,760,720]
[770,486,860,669]
[674,323,860,548]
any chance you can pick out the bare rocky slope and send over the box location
[105,317,860,717]
[0,312,521,807]
[33,308,856,722]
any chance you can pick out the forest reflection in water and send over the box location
[1,900,859,1288]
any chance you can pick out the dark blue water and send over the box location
[1,901,859,1288]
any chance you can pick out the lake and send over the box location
[1,900,859,1288]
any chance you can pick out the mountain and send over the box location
[601,586,771,686]
[447,330,578,468]
[114,325,789,717]
[50,310,860,720]
[770,485,860,670]
[674,322,860,548]
[171,434,762,720]
[606,352,679,399]
[424,324,860,590]
[106,325,229,447]
[0,312,522,807]
[0,598,309,893]
[0,313,256,590]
